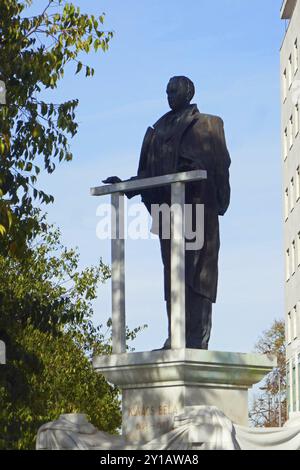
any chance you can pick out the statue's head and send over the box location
[166,76,195,112]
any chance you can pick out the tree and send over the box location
[249,319,287,428]
[0,325,121,450]
[0,221,145,449]
[0,0,113,254]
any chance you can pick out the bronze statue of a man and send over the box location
[104,76,231,350]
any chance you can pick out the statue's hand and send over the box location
[102,176,122,184]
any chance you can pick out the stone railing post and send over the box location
[111,193,126,354]
[91,170,207,353]
[170,182,185,349]
[0,341,5,365]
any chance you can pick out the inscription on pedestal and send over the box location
[127,403,179,417]
[123,392,183,444]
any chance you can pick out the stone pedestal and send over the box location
[93,349,276,445]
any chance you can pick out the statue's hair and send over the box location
[169,76,195,102]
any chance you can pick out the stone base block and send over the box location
[93,349,276,445]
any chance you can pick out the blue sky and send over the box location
[38,0,286,352]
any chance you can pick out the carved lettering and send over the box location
[127,403,179,417]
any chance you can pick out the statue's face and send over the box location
[167,79,190,111]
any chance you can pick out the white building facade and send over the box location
[280,0,300,416]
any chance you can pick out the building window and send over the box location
[287,364,291,413]
[286,248,290,281]
[289,55,293,88]
[289,115,294,148]
[292,240,296,275]
[298,354,300,412]
[285,188,289,220]
[283,69,287,101]
[294,39,299,74]
[293,361,297,412]
[290,178,295,211]
[295,104,299,136]
[284,127,288,160]
[296,167,300,201]
[293,305,298,339]
[288,312,292,344]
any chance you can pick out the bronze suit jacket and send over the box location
[135,104,231,303]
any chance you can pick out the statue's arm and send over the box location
[212,118,231,216]
[102,176,123,184]
[102,175,142,199]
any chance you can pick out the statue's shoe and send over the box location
[186,342,208,350]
